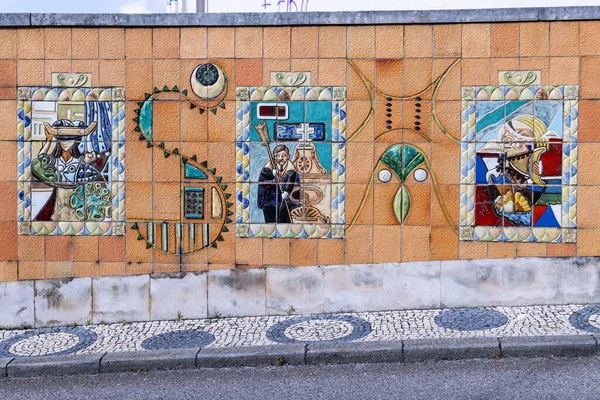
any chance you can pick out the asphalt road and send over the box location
[1,356,600,399]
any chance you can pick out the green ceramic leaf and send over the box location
[393,185,411,224]
[379,144,425,182]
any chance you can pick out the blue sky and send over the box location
[0,0,166,13]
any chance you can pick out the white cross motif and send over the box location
[295,123,314,142]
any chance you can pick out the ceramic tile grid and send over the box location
[235,85,346,239]
[459,77,578,243]
[17,84,126,236]
[0,304,597,357]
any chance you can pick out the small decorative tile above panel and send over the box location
[270,72,311,87]
[17,76,126,236]
[459,71,577,243]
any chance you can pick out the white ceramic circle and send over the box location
[414,168,428,182]
[378,169,392,183]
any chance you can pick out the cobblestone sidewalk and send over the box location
[1,304,599,358]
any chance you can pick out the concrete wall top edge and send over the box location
[0,6,596,27]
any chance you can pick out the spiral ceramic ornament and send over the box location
[190,63,227,100]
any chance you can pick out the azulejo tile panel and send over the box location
[235,86,346,239]
[17,85,126,236]
[459,82,578,243]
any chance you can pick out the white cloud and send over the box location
[119,0,151,13]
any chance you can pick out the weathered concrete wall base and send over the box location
[1,257,599,328]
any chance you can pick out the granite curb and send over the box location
[0,7,599,27]
[1,335,598,378]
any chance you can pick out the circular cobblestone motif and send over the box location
[141,330,216,350]
[0,327,97,358]
[569,305,600,334]
[435,308,509,331]
[267,315,372,344]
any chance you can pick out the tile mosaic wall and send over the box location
[0,21,598,283]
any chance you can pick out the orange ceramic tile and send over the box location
[125,28,153,59]
[346,225,373,264]
[402,101,431,143]
[46,261,72,279]
[431,185,459,228]
[207,28,235,58]
[517,243,547,257]
[153,248,180,265]
[126,182,153,220]
[208,142,236,183]
[207,58,235,101]
[402,184,431,227]
[73,262,99,278]
[459,241,487,260]
[0,261,17,282]
[291,59,318,82]
[72,28,100,62]
[320,26,346,59]
[126,140,153,182]
[153,28,179,59]
[99,28,125,59]
[0,29,16,59]
[491,24,519,57]
[182,247,207,265]
[153,58,180,91]
[462,24,491,58]
[0,101,16,140]
[431,143,459,184]
[578,100,600,143]
[433,25,461,58]
[404,25,432,59]
[17,28,44,59]
[18,261,44,280]
[488,242,516,258]
[549,22,579,57]
[72,236,99,262]
[348,26,375,59]
[375,59,403,98]
[44,28,71,59]
[209,229,234,264]
[45,236,72,261]
[489,57,519,80]
[99,236,126,262]
[577,186,600,228]
[347,59,374,101]
[44,60,71,86]
[581,58,600,99]
[263,27,290,59]
[152,101,181,142]
[262,59,291,85]
[580,21,600,56]
[430,101,460,142]
[236,27,263,59]
[373,225,401,263]
[0,59,16,87]
[125,59,153,101]
[153,263,180,274]
[317,239,345,265]
[0,141,15,181]
[99,59,125,86]
[181,262,208,272]
[153,183,181,221]
[236,238,263,265]
[578,229,600,256]
[126,224,153,263]
[235,58,262,87]
[209,263,234,270]
[430,227,458,261]
[0,86,14,100]
[373,183,400,225]
[72,60,99,85]
[576,145,600,184]
[403,59,433,100]
[547,243,576,257]
[519,57,549,85]
[291,26,319,58]
[520,22,549,57]
[549,57,579,85]
[346,183,374,225]
[401,225,430,262]
[290,239,317,267]
[99,261,126,276]
[180,28,207,59]
[0,183,14,221]
[17,236,44,261]
[375,25,403,59]
[461,58,490,86]
[181,106,208,142]
[126,262,154,275]
[207,101,235,142]
[180,142,208,167]
[346,142,374,183]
